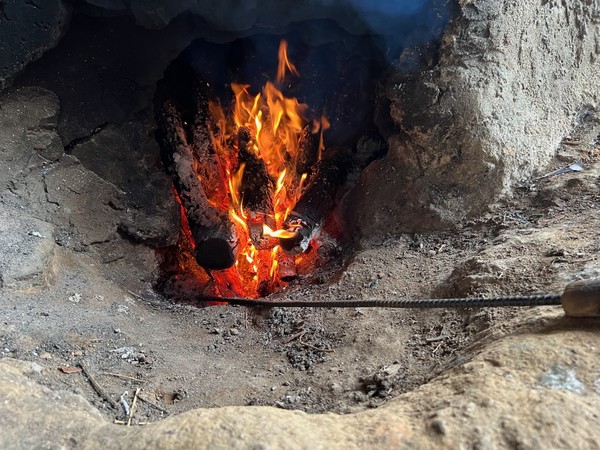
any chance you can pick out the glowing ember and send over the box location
[200,40,328,297]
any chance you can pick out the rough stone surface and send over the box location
[45,155,123,246]
[125,0,447,40]
[0,0,70,90]
[0,358,106,448]
[15,13,206,143]
[1,313,599,449]
[0,208,55,290]
[0,83,178,248]
[0,84,171,290]
[70,118,180,247]
[0,86,62,191]
[349,0,600,236]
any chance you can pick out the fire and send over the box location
[202,40,328,297]
[277,40,299,84]
[262,224,297,239]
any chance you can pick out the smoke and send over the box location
[347,0,428,17]
[335,0,454,61]
[167,0,454,144]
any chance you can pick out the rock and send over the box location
[82,0,128,11]
[350,0,600,235]
[0,208,56,290]
[0,0,71,89]
[15,13,205,144]
[70,119,180,247]
[0,86,62,191]
[429,418,447,436]
[127,0,448,39]
[435,205,600,299]
[39,352,53,360]
[44,155,123,246]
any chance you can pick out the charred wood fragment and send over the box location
[280,155,347,252]
[191,78,212,127]
[187,80,230,205]
[296,125,319,176]
[156,101,238,270]
[237,127,273,213]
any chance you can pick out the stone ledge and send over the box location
[1,311,598,449]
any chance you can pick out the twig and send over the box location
[127,388,141,426]
[282,330,307,344]
[425,334,449,343]
[138,394,170,414]
[78,362,118,409]
[298,338,334,353]
[127,290,142,299]
[102,372,146,383]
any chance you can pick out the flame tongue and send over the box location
[277,40,299,84]
[204,40,327,298]
[262,224,297,239]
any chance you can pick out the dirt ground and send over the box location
[0,114,598,427]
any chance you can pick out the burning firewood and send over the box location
[156,101,239,270]
[237,127,273,213]
[155,38,343,297]
[280,155,347,253]
[296,125,319,176]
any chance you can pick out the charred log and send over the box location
[280,155,347,252]
[156,101,238,270]
[188,80,230,205]
[296,125,319,176]
[237,127,273,213]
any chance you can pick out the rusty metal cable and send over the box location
[196,293,562,308]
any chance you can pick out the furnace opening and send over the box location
[154,33,392,300]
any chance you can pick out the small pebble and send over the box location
[430,418,447,435]
[39,351,52,360]
[68,293,82,303]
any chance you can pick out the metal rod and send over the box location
[196,293,562,308]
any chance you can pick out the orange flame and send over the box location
[277,40,299,84]
[262,224,297,239]
[203,39,329,297]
